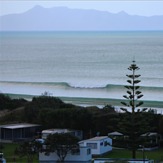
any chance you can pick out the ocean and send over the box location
[0,31,163,111]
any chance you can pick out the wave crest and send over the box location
[0,81,163,90]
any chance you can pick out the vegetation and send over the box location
[14,140,42,163]
[2,143,38,163]
[45,133,79,162]
[102,148,163,161]
[0,93,27,110]
[119,60,150,158]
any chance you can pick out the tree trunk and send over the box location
[132,149,136,159]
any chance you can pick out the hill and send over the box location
[0,5,163,31]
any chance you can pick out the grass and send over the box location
[2,143,39,163]
[102,148,163,161]
[1,143,163,162]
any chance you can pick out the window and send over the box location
[87,148,91,155]
[76,131,82,136]
[87,143,97,149]
[104,141,108,146]
[100,142,103,146]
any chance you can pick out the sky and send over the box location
[0,1,163,17]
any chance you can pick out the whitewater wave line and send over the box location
[0,81,163,90]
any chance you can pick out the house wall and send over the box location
[80,137,112,155]
[39,146,91,162]
[42,129,83,140]
[85,142,99,155]
[65,147,91,161]
[0,126,40,141]
[99,138,112,154]
[94,158,154,163]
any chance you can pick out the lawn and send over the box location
[2,143,39,163]
[102,148,163,161]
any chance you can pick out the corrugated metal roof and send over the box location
[79,136,109,143]
[108,131,123,136]
[87,136,108,141]
[42,128,72,134]
[0,123,40,129]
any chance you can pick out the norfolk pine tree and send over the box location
[119,60,149,159]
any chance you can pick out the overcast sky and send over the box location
[0,1,163,17]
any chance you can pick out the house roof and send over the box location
[88,136,109,141]
[80,136,109,143]
[108,131,123,136]
[42,128,73,134]
[0,123,40,129]
[141,132,159,137]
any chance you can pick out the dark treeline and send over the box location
[0,93,27,110]
[0,94,163,139]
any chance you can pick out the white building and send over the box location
[79,136,112,155]
[42,128,83,140]
[0,153,6,163]
[39,146,92,163]
[94,158,154,163]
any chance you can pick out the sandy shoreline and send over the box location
[6,93,163,111]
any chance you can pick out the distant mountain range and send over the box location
[0,5,163,31]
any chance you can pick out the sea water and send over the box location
[0,31,163,108]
